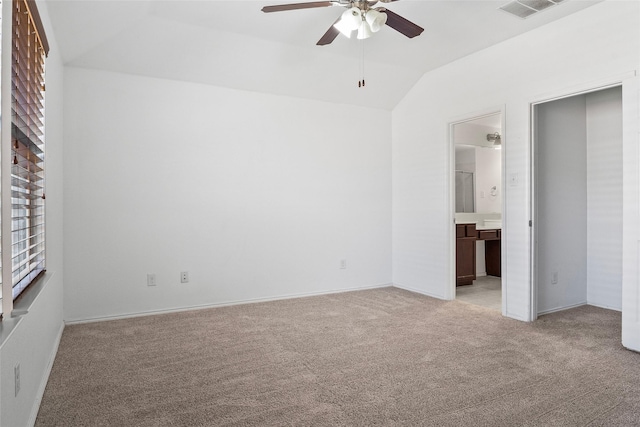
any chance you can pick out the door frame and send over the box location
[448,106,506,315]
[528,71,640,351]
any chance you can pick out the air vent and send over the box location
[500,0,564,19]
[519,0,555,11]
[500,2,537,18]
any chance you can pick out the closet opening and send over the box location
[532,86,623,317]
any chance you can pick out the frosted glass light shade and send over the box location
[334,7,362,37]
[343,7,363,30]
[334,18,354,37]
[333,19,353,38]
[357,21,372,39]
[365,9,387,32]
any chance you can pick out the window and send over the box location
[7,0,48,303]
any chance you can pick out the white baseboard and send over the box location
[66,283,394,325]
[28,322,65,427]
[505,311,530,322]
[586,301,622,312]
[392,283,447,300]
[537,301,587,316]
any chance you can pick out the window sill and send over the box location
[0,271,56,350]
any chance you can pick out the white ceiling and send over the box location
[45,0,600,110]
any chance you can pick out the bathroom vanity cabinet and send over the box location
[456,223,501,286]
[456,224,477,286]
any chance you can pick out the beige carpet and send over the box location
[36,287,640,426]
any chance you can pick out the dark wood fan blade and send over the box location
[382,8,424,38]
[262,1,334,13]
[317,17,341,45]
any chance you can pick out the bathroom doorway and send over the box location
[451,111,504,311]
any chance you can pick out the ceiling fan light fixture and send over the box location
[357,21,373,39]
[365,9,387,32]
[333,18,354,37]
[343,7,363,29]
[262,1,425,45]
[333,6,362,37]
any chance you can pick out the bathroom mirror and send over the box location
[453,114,502,214]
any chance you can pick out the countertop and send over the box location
[456,222,502,231]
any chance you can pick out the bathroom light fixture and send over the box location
[487,132,502,149]
[487,132,501,144]
[487,132,501,143]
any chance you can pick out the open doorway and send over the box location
[532,86,622,316]
[451,112,503,311]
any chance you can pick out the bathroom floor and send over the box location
[456,276,501,311]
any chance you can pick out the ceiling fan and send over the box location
[261,0,424,46]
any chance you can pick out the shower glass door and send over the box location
[456,171,474,213]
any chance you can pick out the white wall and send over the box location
[535,95,588,313]
[453,122,500,149]
[475,147,502,214]
[586,86,623,310]
[0,1,65,425]
[63,68,392,322]
[392,0,639,319]
[455,146,475,173]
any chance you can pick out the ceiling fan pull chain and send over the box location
[357,37,365,89]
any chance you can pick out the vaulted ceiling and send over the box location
[46,0,600,110]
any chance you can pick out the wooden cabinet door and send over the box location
[485,239,501,277]
[456,237,476,286]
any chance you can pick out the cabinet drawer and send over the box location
[465,224,476,237]
[456,224,466,238]
[478,230,498,240]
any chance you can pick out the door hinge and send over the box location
[529,220,532,227]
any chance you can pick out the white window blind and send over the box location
[10,0,48,300]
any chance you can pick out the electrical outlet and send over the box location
[147,273,156,287]
[552,271,558,285]
[180,271,189,283]
[14,364,20,397]
[340,259,347,269]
